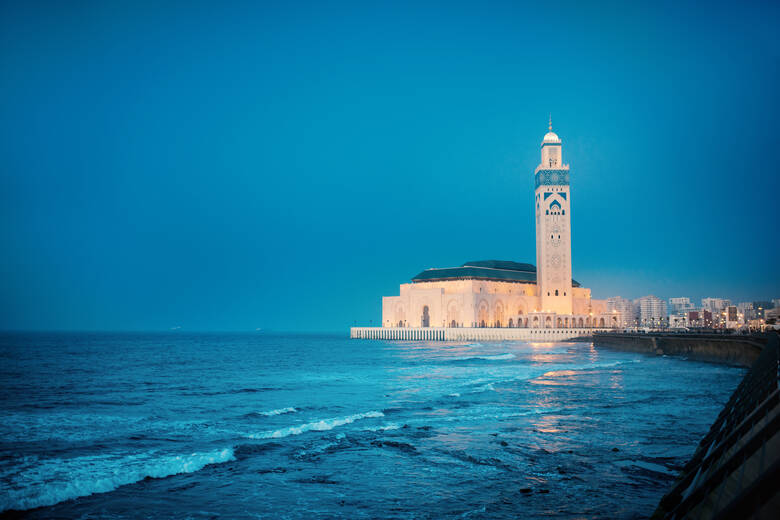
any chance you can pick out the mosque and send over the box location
[378,121,613,332]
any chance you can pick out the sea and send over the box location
[0,332,745,519]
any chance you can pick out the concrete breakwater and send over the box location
[593,332,768,367]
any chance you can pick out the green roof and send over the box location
[411,259,581,287]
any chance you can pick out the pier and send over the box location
[350,326,608,341]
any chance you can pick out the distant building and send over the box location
[669,313,689,328]
[702,309,714,328]
[772,298,780,309]
[687,309,714,328]
[606,296,635,327]
[737,302,755,321]
[669,297,694,313]
[753,301,773,319]
[702,297,730,314]
[635,295,668,327]
[688,310,701,327]
[724,305,740,329]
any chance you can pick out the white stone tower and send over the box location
[534,117,572,314]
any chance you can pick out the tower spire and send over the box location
[548,114,552,131]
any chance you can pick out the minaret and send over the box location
[534,117,572,315]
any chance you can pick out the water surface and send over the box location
[0,333,744,518]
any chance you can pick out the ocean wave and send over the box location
[436,407,562,423]
[472,383,495,393]
[0,448,235,513]
[453,353,516,362]
[258,407,297,417]
[362,422,402,432]
[245,411,384,439]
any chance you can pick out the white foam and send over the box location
[447,393,461,398]
[246,411,384,439]
[473,383,496,393]
[258,407,297,416]
[0,448,235,513]
[362,422,402,432]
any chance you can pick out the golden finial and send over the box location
[548,114,552,131]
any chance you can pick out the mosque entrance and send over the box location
[421,306,430,327]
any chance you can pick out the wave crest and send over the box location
[1,448,235,513]
[246,411,384,439]
[258,407,297,417]
[454,353,515,362]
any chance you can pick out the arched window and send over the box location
[421,306,430,327]
[555,289,559,296]
[508,318,514,328]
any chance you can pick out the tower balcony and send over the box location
[534,163,570,174]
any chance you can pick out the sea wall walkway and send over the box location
[350,327,608,341]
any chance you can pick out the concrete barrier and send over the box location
[593,333,767,367]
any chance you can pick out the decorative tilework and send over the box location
[535,169,570,187]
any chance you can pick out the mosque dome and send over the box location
[543,131,561,143]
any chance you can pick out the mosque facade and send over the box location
[379,122,614,331]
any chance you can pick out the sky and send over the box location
[1,1,779,332]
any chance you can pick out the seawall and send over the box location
[651,333,779,519]
[593,333,768,367]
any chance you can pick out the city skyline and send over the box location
[1,1,779,332]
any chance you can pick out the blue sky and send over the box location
[1,1,778,332]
